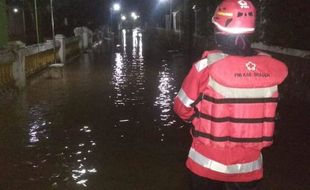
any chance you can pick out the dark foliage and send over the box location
[262,0,310,50]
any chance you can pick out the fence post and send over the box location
[89,32,93,47]
[82,28,89,50]
[12,48,26,89]
[55,34,66,63]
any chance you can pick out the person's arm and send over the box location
[173,64,203,121]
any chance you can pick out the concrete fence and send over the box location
[24,42,61,77]
[0,50,15,88]
[0,26,94,90]
[55,35,82,64]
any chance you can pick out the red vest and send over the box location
[174,50,288,182]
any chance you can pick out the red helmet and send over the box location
[212,0,256,34]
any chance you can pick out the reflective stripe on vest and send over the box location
[188,147,263,174]
[178,52,228,108]
[177,88,194,107]
[208,77,278,98]
[195,53,227,72]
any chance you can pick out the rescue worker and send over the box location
[173,0,288,189]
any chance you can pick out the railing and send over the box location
[0,26,99,90]
[0,50,15,88]
[0,61,14,87]
[25,42,60,77]
[65,36,81,61]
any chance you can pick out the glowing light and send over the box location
[131,12,137,18]
[113,3,121,11]
[13,8,19,13]
[212,17,255,34]
[131,12,139,20]
[121,15,127,20]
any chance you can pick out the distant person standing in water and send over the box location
[173,0,288,189]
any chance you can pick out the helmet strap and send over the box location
[215,33,256,56]
[235,34,246,50]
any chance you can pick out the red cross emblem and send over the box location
[246,61,256,71]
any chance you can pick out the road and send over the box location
[0,29,309,190]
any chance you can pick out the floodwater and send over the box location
[0,29,191,190]
[0,28,309,190]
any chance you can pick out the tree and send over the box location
[0,0,8,47]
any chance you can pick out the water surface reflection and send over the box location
[112,28,145,109]
[70,125,97,187]
[0,27,190,189]
[154,63,177,127]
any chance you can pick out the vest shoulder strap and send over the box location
[195,51,227,72]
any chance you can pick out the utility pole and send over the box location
[50,0,56,64]
[192,5,198,35]
[169,0,172,30]
[182,0,194,62]
[34,0,40,44]
[259,0,267,42]
[22,1,26,38]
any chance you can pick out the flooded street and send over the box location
[0,29,192,189]
[0,28,309,190]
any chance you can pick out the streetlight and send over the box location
[110,3,121,32]
[113,3,121,11]
[192,5,198,34]
[13,8,19,13]
[159,0,172,30]
[121,15,127,21]
[13,4,26,37]
[131,12,139,20]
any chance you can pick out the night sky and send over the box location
[6,0,309,49]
